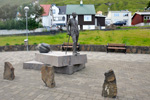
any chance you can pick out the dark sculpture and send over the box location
[67,12,79,56]
[37,43,51,53]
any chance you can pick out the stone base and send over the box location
[35,52,87,67]
[54,64,85,75]
[23,61,44,70]
[23,61,85,75]
[23,52,87,74]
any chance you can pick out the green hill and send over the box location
[0,0,34,7]
[0,0,149,14]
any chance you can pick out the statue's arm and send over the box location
[67,19,71,36]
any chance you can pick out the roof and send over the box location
[108,10,131,13]
[40,4,51,16]
[132,12,150,19]
[66,4,95,15]
[57,6,66,14]
[135,12,150,15]
[95,15,106,18]
[97,11,102,14]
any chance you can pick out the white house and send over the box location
[106,10,132,26]
[40,4,53,27]
[51,4,66,26]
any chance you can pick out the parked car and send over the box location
[113,21,126,26]
[50,25,59,31]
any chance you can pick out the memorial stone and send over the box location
[102,69,117,98]
[41,65,55,88]
[3,62,15,80]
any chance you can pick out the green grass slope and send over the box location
[0,0,149,14]
[0,29,150,46]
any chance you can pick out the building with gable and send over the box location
[40,4,53,27]
[51,4,66,26]
[132,12,150,26]
[66,0,96,30]
[106,10,132,26]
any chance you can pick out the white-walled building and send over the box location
[40,4,53,27]
[51,4,66,26]
[106,10,132,26]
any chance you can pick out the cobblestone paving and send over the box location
[0,51,150,100]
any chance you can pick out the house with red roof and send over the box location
[40,4,53,27]
[132,12,150,26]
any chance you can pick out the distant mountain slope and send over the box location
[0,0,35,7]
[0,0,149,14]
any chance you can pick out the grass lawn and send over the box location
[0,29,150,46]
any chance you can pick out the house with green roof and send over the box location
[66,0,96,30]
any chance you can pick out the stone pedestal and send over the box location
[23,52,87,75]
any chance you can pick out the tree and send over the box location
[18,3,44,20]
[147,1,150,7]
[0,4,18,20]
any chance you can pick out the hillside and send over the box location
[0,0,35,7]
[0,0,149,14]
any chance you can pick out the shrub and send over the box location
[0,18,40,30]
[33,43,37,45]
[5,43,10,46]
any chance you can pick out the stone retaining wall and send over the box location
[0,45,150,54]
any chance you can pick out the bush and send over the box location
[5,43,10,46]
[0,18,41,30]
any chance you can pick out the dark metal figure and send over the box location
[67,12,79,56]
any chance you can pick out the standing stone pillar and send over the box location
[3,62,15,80]
[102,69,117,98]
[41,65,55,88]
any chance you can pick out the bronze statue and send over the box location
[67,12,79,56]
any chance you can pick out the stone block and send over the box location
[23,61,44,70]
[102,69,117,98]
[35,52,87,67]
[54,64,85,75]
[3,62,15,80]
[41,66,55,88]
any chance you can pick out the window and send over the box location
[114,13,119,17]
[53,9,56,14]
[123,13,128,17]
[144,16,150,20]
[54,17,65,21]
[84,15,92,21]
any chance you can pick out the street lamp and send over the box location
[24,6,29,51]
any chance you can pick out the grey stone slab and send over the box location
[35,52,87,67]
[54,64,85,75]
[23,61,85,74]
[23,61,44,70]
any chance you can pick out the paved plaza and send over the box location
[0,51,150,100]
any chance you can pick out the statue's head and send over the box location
[72,12,76,18]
